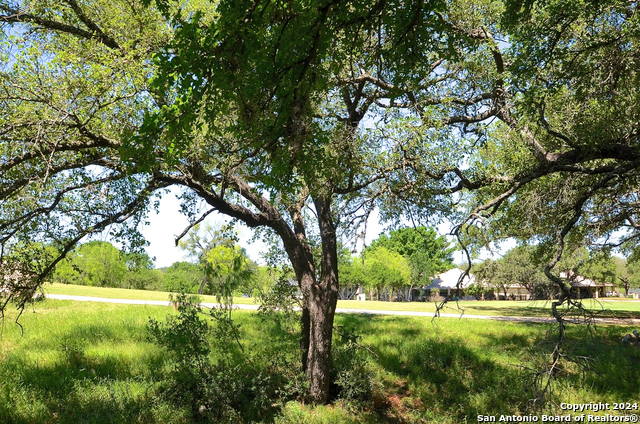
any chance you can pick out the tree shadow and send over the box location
[0,323,167,424]
[480,323,640,406]
[558,326,640,399]
[463,305,551,317]
[334,314,529,420]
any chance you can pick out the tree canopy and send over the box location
[368,226,454,286]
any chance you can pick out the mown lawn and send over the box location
[340,297,640,319]
[44,282,257,305]
[1,297,639,423]
[44,282,640,319]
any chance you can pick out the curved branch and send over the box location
[0,3,120,50]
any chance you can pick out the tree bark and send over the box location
[282,246,314,375]
[303,195,340,403]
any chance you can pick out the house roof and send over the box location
[427,268,475,290]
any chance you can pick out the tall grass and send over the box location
[1,298,639,423]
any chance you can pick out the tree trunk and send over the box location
[270,192,339,403]
[198,275,207,295]
[298,272,313,373]
[303,195,339,403]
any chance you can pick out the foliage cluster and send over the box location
[473,245,550,300]
[53,241,163,290]
[148,294,293,422]
[148,293,309,422]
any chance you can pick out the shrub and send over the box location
[331,327,373,405]
[148,293,297,422]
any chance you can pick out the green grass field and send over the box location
[43,282,258,305]
[1,290,639,423]
[44,282,640,319]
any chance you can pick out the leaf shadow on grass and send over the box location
[481,322,551,354]
[558,325,640,399]
[0,322,168,424]
[482,323,640,407]
[335,314,530,421]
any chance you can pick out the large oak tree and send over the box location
[4,0,639,403]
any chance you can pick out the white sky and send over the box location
[138,187,258,268]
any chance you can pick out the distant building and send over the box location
[415,268,616,301]
[559,271,615,299]
[413,268,476,300]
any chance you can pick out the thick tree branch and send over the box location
[0,3,120,50]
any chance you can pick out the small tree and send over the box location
[363,247,411,301]
[179,223,254,301]
[369,227,454,288]
[465,283,486,300]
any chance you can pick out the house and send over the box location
[559,271,615,299]
[419,268,476,300]
[482,283,533,300]
[421,268,530,300]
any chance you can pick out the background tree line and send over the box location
[472,246,640,299]
[51,225,457,300]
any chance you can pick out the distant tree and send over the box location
[612,257,640,297]
[122,251,163,290]
[473,259,504,299]
[474,246,549,300]
[362,247,411,301]
[55,241,127,287]
[369,227,454,289]
[162,261,203,294]
[334,245,366,299]
[124,251,154,272]
[576,251,617,287]
[242,265,278,298]
[54,241,163,289]
[464,283,487,300]
[179,223,254,300]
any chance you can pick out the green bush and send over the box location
[331,328,373,405]
[148,294,297,422]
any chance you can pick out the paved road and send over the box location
[45,294,640,325]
